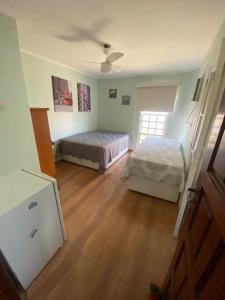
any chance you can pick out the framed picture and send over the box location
[109,89,117,99]
[122,95,131,105]
[192,77,203,101]
[77,83,91,112]
[51,76,73,112]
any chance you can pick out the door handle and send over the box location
[187,187,199,204]
[187,187,199,193]
[28,201,38,209]
[30,228,38,239]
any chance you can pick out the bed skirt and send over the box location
[62,147,128,171]
[127,175,180,202]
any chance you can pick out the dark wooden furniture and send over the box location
[163,86,225,299]
[30,108,56,178]
[0,250,26,300]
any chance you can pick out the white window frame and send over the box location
[138,111,168,143]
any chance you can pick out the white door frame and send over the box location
[173,38,225,238]
[186,70,215,167]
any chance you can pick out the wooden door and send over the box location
[163,79,225,299]
[30,108,56,178]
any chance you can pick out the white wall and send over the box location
[181,18,225,165]
[0,13,39,177]
[21,52,98,141]
[201,19,225,71]
[98,72,198,159]
[174,18,225,237]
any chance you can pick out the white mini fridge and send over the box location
[0,169,66,289]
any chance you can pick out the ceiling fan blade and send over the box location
[57,35,80,42]
[57,23,107,47]
[107,52,124,63]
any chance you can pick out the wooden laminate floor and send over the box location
[28,154,177,300]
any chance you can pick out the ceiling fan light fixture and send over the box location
[101,62,112,73]
[81,43,123,74]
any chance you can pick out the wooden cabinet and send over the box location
[30,108,56,178]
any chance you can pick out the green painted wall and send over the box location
[1,10,224,180]
[98,72,198,159]
[20,46,198,164]
[21,52,98,141]
[0,13,39,177]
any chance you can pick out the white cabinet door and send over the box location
[0,183,63,288]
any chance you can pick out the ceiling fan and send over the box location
[89,44,124,74]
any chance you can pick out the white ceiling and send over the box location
[0,0,225,78]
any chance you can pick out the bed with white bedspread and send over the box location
[123,136,184,202]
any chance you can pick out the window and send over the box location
[139,111,167,143]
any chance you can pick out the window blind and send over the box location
[137,85,177,112]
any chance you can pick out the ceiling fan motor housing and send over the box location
[103,43,111,55]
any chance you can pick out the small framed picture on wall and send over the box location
[51,75,73,112]
[77,82,91,112]
[109,89,117,99]
[192,77,203,101]
[122,95,131,105]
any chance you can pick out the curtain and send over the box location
[137,85,177,112]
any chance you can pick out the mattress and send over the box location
[123,136,184,190]
[61,130,129,170]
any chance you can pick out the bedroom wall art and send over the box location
[122,95,131,105]
[192,77,203,101]
[77,82,91,112]
[109,89,117,99]
[51,76,73,112]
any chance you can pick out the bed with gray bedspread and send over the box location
[60,130,129,170]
